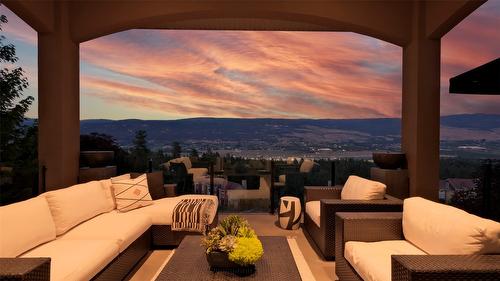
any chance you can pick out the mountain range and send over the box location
[77,114,500,149]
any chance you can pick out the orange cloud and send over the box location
[81,30,403,119]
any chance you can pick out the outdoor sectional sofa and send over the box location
[0,175,218,281]
[335,197,500,281]
[304,176,403,260]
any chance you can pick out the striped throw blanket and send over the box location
[172,198,214,233]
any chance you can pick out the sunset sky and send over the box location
[1,1,499,120]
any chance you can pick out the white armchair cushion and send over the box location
[167,157,192,170]
[403,197,500,255]
[22,239,119,281]
[299,159,315,173]
[341,175,386,200]
[188,167,208,177]
[305,201,321,227]
[0,197,56,257]
[43,181,113,236]
[345,240,426,281]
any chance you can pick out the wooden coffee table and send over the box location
[155,236,303,280]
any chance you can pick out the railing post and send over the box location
[482,159,492,218]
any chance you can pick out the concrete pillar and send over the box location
[401,1,441,200]
[38,1,79,191]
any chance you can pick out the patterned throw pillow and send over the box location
[112,174,153,212]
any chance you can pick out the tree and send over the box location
[130,130,150,172]
[189,148,199,158]
[133,130,149,154]
[171,141,181,158]
[0,14,37,205]
[0,14,33,162]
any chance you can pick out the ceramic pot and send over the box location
[80,151,114,167]
[372,152,406,169]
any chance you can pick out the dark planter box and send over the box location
[206,252,255,276]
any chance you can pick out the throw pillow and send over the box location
[341,175,386,200]
[130,172,166,200]
[112,174,153,212]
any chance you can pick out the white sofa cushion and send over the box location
[21,239,119,281]
[0,197,56,257]
[129,195,219,225]
[345,240,426,281]
[305,201,321,227]
[341,175,386,200]
[403,197,500,255]
[112,174,153,212]
[98,173,131,211]
[59,210,151,252]
[43,180,113,236]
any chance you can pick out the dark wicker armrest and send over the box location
[392,255,500,281]
[320,197,403,235]
[335,212,404,243]
[304,186,342,202]
[0,258,51,281]
[191,161,211,168]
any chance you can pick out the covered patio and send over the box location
[3,0,486,199]
[2,1,498,281]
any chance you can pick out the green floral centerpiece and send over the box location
[202,215,264,273]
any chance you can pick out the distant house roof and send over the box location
[440,178,476,192]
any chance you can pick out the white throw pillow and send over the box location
[0,197,56,257]
[341,175,386,200]
[403,197,500,255]
[43,181,113,236]
[112,174,153,212]
[99,173,131,211]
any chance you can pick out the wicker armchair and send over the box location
[304,186,403,260]
[335,212,500,281]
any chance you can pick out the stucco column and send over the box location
[38,1,79,191]
[401,2,441,200]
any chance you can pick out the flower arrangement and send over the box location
[202,215,264,267]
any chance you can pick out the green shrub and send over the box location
[202,215,264,265]
[228,237,264,266]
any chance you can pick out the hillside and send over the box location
[78,114,500,150]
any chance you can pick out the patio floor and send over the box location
[130,213,336,281]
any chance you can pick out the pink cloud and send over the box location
[81,30,402,119]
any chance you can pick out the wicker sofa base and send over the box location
[304,212,334,260]
[92,228,151,281]
[92,215,219,280]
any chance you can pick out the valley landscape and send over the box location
[78,114,500,159]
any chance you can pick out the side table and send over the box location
[278,196,301,230]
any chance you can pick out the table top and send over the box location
[156,236,302,281]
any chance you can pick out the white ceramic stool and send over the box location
[278,196,301,230]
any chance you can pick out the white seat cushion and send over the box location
[21,239,119,281]
[341,175,386,200]
[305,201,321,227]
[0,197,56,257]
[345,240,426,281]
[129,195,219,225]
[42,181,114,235]
[59,211,151,252]
[403,197,500,255]
[188,167,208,176]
